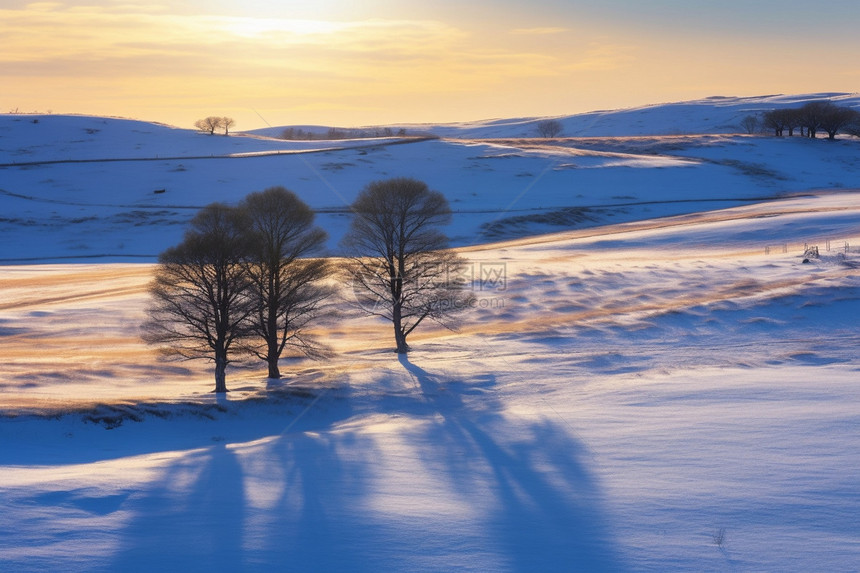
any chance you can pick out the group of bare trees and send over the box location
[145,179,470,392]
[194,116,236,135]
[144,187,330,392]
[746,101,860,140]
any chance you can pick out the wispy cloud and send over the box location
[4,2,575,122]
[0,5,465,65]
[0,3,569,90]
[12,1,812,127]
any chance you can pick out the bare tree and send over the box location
[144,203,253,393]
[221,117,236,136]
[784,107,803,137]
[342,178,473,353]
[740,114,760,134]
[845,115,860,138]
[239,187,331,379]
[818,104,859,140]
[536,119,564,138]
[763,109,784,136]
[799,101,832,139]
[194,116,224,135]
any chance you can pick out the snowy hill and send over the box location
[2,93,859,263]
[260,92,860,139]
[0,114,404,163]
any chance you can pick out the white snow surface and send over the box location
[1,95,860,572]
[3,92,860,262]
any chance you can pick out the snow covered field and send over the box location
[1,94,859,571]
[3,93,860,262]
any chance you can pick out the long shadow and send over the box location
[104,443,247,571]
[96,418,387,572]
[4,359,624,571]
[245,427,389,570]
[399,354,625,572]
[84,381,393,572]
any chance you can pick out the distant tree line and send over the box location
[280,126,409,140]
[742,101,860,140]
[144,179,470,392]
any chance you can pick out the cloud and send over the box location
[1,3,565,87]
[0,2,641,124]
[0,5,468,70]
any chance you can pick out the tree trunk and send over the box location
[265,282,281,378]
[214,349,228,393]
[394,327,409,354]
[267,356,281,379]
[392,304,409,353]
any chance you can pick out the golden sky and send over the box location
[3,1,859,129]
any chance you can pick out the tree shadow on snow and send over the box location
[105,443,247,572]
[88,358,625,572]
[397,354,625,572]
[102,417,391,572]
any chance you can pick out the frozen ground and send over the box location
[2,194,859,571]
[1,95,859,571]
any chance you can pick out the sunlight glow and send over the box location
[218,17,347,38]
[2,1,859,128]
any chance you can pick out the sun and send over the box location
[222,16,342,38]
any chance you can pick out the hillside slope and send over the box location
[1,93,859,263]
